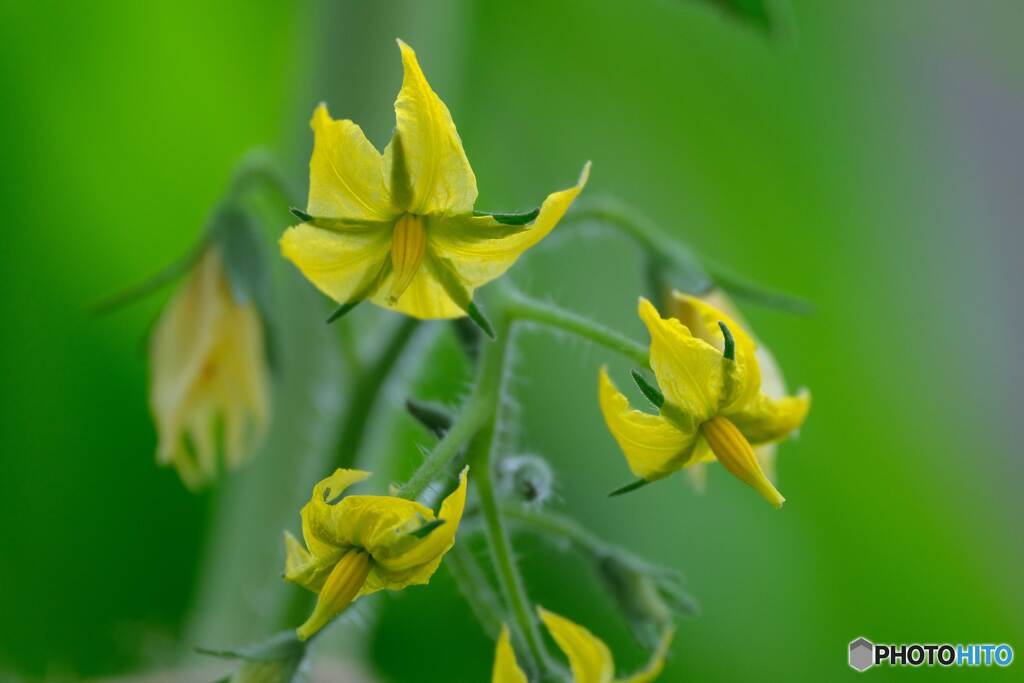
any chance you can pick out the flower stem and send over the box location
[458,323,549,678]
[502,287,649,368]
[446,542,504,638]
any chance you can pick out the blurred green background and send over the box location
[2,0,1022,680]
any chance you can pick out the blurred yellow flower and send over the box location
[599,294,809,507]
[665,288,790,493]
[280,40,589,320]
[149,246,269,489]
[492,610,672,683]
[284,467,468,640]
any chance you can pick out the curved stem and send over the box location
[500,505,611,558]
[503,288,649,368]
[564,200,814,315]
[393,323,507,500]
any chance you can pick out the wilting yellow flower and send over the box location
[492,609,673,683]
[598,294,809,507]
[284,467,468,640]
[665,288,789,492]
[281,40,589,320]
[149,246,270,489]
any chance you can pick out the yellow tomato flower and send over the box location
[284,467,469,640]
[149,246,270,489]
[665,288,790,492]
[280,40,589,321]
[598,294,809,507]
[492,610,673,683]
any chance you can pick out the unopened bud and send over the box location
[498,454,554,505]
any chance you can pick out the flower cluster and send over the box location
[132,38,811,683]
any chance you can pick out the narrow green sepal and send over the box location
[290,207,312,222]
[630,369,664,408]
[473,207,540,225]
[609,478,652,497]
[718,321,735,361]
[405,399,454,438]
[467,301,496,339]
[326,300,361,324]
[409,518,446,538]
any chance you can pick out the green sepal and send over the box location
[473,207,540,225]
[196,631,305,662]
[451,316,482,360]
[467,302,496,340]
[326,300,362,324]
[214,207,281,375]
[405,398,454,438]
[609,478,652,497]
[630,369,664,408]
[718,321,735,361]
[289,207,312,222]
[409,518,446,539]
[424,251,496,339]
[387,132,414,212]
[325,258,392,324]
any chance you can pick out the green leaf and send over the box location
[609,478,652,497]
[473,207,540,225]
[630,369,665,408]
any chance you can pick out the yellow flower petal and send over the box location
[300,469,373,559]
[430,162,591,291]
[728,390,811,444]
[637,298,724,425]
[307,103,392,221]
[279,221,392,305]
[538,607,615,683]
[667,292,760,411]
[617,627,673,683]
[598,367,696,481]
[388,39,477,215]
[283,530,333,592]
[492,625,528,683]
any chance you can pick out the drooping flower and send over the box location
[280,40,589,323]
[664,288,789,492]
[598,294,809,507]
[149,246,270,489]
[492,609,673,683]
[284,467,468,640]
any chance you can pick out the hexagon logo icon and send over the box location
[849,637,875,671]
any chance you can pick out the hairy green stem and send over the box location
[277,316,420,630]
[460,324,549,678]
[445,537,504,638]
[500,504,611,558]
[502,288,649,367]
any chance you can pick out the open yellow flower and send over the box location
[665,288,789,493]
[284,467,468,640]
[492,609,673,683]
[280,40,589,322]
[598,294,809,507]
[149,246,270,489]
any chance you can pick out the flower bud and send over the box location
[498,454,554,506]
[597,553,698,650]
